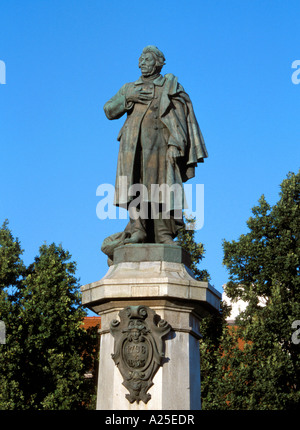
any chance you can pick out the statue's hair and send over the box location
[139,45,166,71]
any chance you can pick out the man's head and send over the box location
[138,45,166,77]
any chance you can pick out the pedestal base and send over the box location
[81,245,221,410]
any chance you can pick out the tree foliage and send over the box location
[180,172,300,410]
[0,220,27,408]
[0,222,98,409]
[200,170,300,410]
[176,214,210,281]
[220,170,300,409]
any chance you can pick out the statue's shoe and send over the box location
[124,231,146,244]
[158,236,176,245]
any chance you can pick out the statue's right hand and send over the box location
[126,87,153,104]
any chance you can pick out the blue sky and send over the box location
[1,1,299,315]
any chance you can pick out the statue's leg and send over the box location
[153,209,184,244]
[154,218,174,244]
[124,203,147,244]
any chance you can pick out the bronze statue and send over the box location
[101,46,208,263]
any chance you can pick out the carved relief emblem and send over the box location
[110,305,171,404]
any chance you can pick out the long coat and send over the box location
[104,73,208,209]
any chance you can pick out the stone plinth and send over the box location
[81,244,221,410]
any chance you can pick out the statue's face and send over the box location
[139,52,157,77]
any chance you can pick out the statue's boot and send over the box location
[124,216,147,244]
[124,229,146,244]
[154,214,182,244]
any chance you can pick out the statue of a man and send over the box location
[102,46,207,258]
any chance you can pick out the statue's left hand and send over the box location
[167,146,181,166]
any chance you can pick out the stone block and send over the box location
[113,243,191,267]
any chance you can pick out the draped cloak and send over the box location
[103,73,208,211]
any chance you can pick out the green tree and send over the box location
[219,170,300,409]
[0,223,98,409]
[176,214,210,281]
[181,172,300,410]
[0,220,27,408]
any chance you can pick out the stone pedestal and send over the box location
[81,244,221,410]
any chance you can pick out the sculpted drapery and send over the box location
[104,73,208,208]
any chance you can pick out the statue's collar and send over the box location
[134,74,166,86]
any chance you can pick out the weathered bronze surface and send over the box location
[102,45,208,261]
[110,305,171,404]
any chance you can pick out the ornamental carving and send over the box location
[110,305,171,404]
